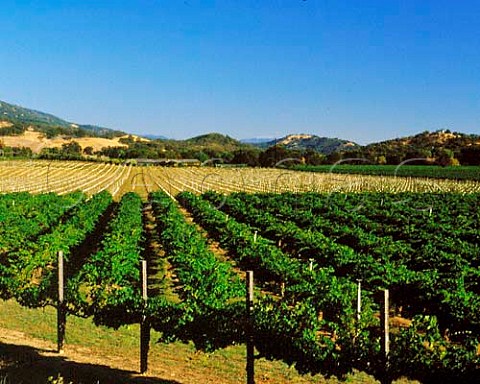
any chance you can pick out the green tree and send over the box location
[259,146,298,167]
[303,149,325,165]
[231,149,260,166]
[61,141,82,158]
[435,148,454,167]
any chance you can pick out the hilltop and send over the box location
[346,129,480,165]
[183,133,251,152]
[364,129,480,150]
[256,134,359,155]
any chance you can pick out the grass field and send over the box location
[0,300,414,384]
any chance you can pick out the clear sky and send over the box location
[1,0,479,144]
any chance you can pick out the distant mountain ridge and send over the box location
[240,137,275,144]
[143,133,169,140]
[1,99,479,164]
[0,100,124,138]
[0,100,358,154]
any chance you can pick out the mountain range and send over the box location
[1,99,479,159]
[0,99,358,154]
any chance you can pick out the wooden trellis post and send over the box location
[380,289,391,384]
[381,289,390,357]
[57,251,66,354]
[246,271,255,384]
[140,260,150,374]
[357,279,362,323]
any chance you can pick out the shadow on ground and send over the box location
[0,342,180,384]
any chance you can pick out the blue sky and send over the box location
[1,0,479,144]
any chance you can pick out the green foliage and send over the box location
[390,315,480,383]
[0,121,26,136]
[70,192,144,326]
[3,189,480,381]
[231,148,261,166]
[295,164,480,181]
[1,191,112,307]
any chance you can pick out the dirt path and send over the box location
[0,325,250,384]
[142,202,179,300]
[1,323,339,384]
[0,326,175,383]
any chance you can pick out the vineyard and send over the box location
[1,181,480,382]
[1,160,480,198]
[295,164,480,181]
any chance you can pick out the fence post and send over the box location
[140,260,150,374]
[246,271,255,384]
[357,279,362,323]
[380,289,391,384]
[354,279,362,344]
[57,251,66,354]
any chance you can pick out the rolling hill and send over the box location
[362,129,480,152]
[183,133,252,152]
[256,134,359,154]
[0,100,124,138]
[1,99,479,165]
[338,129,480,166]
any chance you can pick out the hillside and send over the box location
[1,99,479,165]
[0,128,130,154]
[0,101,255,159]
[0,128,251,159]
[0,100,71,127]
[348,130,480,165]
[186,132,240,146]
[177,132,254,154]
[364,130,480,150]
[0,100,124,138]
[257,134,359,154]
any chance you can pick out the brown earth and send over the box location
[0,326,192,384]
[0,128,149,153]
[0,121,14,128]
[0,324,346,384]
